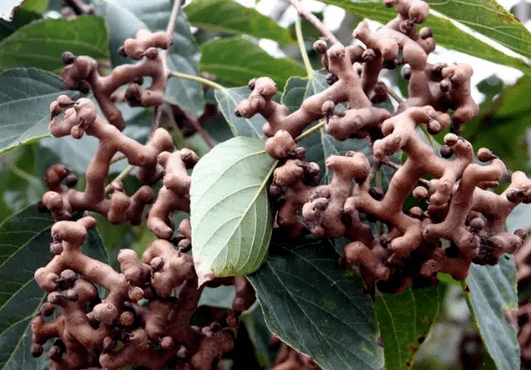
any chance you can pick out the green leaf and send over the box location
[464,256,520,370]
[0,204,108,370]
[0,143,58,220]
[0,7,40,43]
[462,75,531,171]
[248,237,384,370]
[0,16,109,73]
[198,285,236,309]
[320,1,530,75]
[185,0,292,44]
[425,0,531,60]
[200,37,306,90]
[0,68,74,156]
[92,0,205,117]
[190,136,275,284]
[214,87,267,139]
[374,286,443,370]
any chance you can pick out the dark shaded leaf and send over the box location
[0,143,58,220]
[185,0,292,44]
[464,256,520,370]
[374,286,443,370]
[214,87,266,139]
[200,37,306,90]
[0,68,72,156]
[0,16,109,73]
[0,7,40,42]
[248,237,384,370]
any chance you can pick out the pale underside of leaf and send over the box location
[191,137,275,285]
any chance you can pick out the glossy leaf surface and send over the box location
[249,237,384,370]
[190,136,275,284]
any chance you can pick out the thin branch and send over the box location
[105,165,134,194]
[387,88,404,104]
[151,105,164,137]
[295,121,325,142]
[285,0,341,46]
[295,16,314,79]
[166,0,185,40]
[110,154,126,164]
[179,108,216,149]
[152,0,185,134]
[170,71,228,93]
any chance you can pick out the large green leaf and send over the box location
[185,0,292,44]
[92,0,205,117]
[200,37,306,90]
[190,136,275,284]
[0,68,74,156]
[248,237,384,370]
[0,205,108,370]
[320,1,530,75]
[0,16,109,73]
[464,256,520,370]
[425,0,531,60]
[214,87,267,139]
[374,286,443,370]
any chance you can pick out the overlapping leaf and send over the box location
[214,87,266,139]
[248,237,384,370]
[185,0,292,44]
[0,16,109,73]
[190,136,275,284]
[200,37,306,90]
[425,0,531,60]
[464,256,520,370]
[0,68,72,156]
[0,205,107,370]
[320,0,530,75]
[375,286,443,370]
